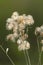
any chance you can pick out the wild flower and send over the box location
[5,11,34,65]
[6,11,34,51]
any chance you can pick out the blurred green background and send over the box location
[0,0,43,65]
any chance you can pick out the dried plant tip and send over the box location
[6,48,9,54]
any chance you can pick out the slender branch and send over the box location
[0,45,15,65]
[26,50,31,65]
[23,50,28,65]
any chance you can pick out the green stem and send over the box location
[26,27,31,65]
[38,51,42,65]
[37,36,42,65]
[0,45,15,65]
[23,51,28,65]
[26,50,31,65]
[37,36,40,55]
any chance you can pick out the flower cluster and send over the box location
[35,25,43,51]
[6,11,34,51]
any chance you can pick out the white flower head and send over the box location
[13,22,18,32]
[26,15,34,25]
[13,32,19,38]
[40,25,43,30]
[6,34,15,42]
[35,25,43,36]
[18,43,26,51]
[22,15,27,25]
[6,18,14,23]
[17,39,21,45]
[17,37,24,45]
[17,15,24,23]
[27,15,33,19]
[6,34,13,40]
[11,11,19,20]
[19,23,25,31]
[41,40,43,45]
[18,40,30,51]
[6,23,14,30]
[40,25,43,36]
[20,34,28,40]
[23,41,30,50]
[12,12,19,16]
[41,46,43,52]
[35,27,41,35]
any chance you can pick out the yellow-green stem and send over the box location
[26,50,31,65]
[23,51,28,65]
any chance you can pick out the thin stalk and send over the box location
[37,36,42,65]
[0,45,15,65]
[25,27,31,65]
[26,26,32,34]
[37,36,40,55]
[38,51,42,65]
[23,50,28,65]
[26,50,31,65]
